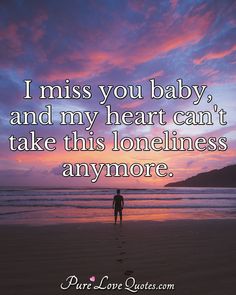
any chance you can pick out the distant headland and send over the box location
[165,164,236,187]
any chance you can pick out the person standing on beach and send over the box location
[112,189,124,224]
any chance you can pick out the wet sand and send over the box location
[0,220,235,295]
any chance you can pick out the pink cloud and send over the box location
[41,51,113,81]
[41,8,213,82]
[119,100,145,109]
[0,24,22,54]
[125,10,212,65]
[32,27,45,43]
[119,10,213,69]
[135,70,164,83]
[0,10,48,64]
[194,44,236,64]
[128,0,156,19]
[170,0,178,9]
[200,67,219,77]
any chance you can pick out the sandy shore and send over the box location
[0,220,235,295]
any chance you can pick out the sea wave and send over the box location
[0,187,235,197]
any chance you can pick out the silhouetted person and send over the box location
[113,189,124,224]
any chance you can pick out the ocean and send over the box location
[0,188,235,224]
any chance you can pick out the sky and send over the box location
[0,0,236,188]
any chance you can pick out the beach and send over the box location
[0,220,235,295]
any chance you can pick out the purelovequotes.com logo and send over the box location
[60,275,175,293]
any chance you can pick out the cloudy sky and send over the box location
[0,0,236,187]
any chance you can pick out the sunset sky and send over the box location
[0,0,236,187]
